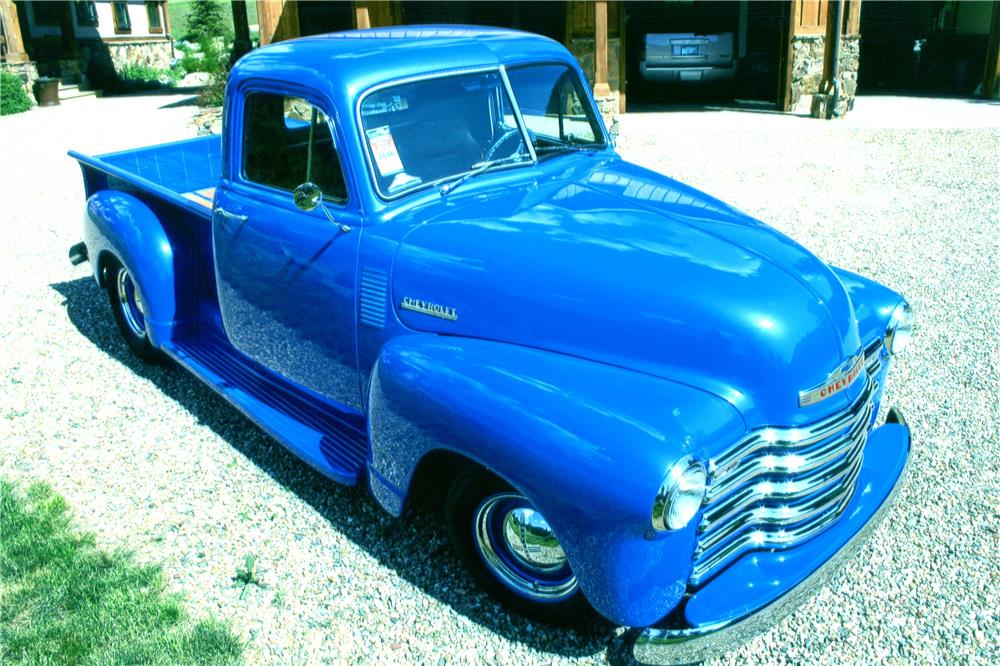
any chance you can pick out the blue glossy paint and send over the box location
[368,334,745,625]
[81,190,177,346]
[69,26,911,632]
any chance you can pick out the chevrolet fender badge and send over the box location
[400,297,458,322]
[798,355,864,407]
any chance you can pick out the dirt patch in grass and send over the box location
[0,480,243,664]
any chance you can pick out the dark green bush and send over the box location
[1,71,32,115]
[197,63,229,107]
[186,0,229,43]
[110,63,176,93]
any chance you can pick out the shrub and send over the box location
[197,63,229,107]
[187,0,229,43]
[114,63,175,92]
[1,71,32,115]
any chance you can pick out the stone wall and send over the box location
[790,34,860,117]
[76,39,173,89]
[1,61,40,106]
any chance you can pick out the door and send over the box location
[213,89,364,412]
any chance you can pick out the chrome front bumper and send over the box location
[633,408,911,665]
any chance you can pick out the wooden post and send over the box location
[161,0,172,36]
[778,0,798,111]
[618,0,626,112]
[594,0,610,97]
[983,1,1000,100]
[231,0,252,63]
[0,0,29,63]
[820,0,841,92]
[845,0,861,36]
[257,0,299,46]
[354,1,371,29]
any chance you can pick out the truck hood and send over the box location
[391,158,863,425]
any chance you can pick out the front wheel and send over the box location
[445,469,594,624]
[106,262,160,363]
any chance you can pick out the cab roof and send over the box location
[230,25,577,105]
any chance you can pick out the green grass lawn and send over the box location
[0,480,243,665]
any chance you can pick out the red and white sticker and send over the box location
[366,126,404,176]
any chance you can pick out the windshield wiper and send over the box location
[439,154,531,197]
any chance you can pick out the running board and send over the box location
[163,330,368,485]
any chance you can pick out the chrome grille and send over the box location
[865,339,885,392]
[690,376,877,587]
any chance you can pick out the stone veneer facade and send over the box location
[73,38,173,89]
[790,34,860,117]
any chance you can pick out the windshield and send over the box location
[360,70,531,198]
[505,63,606,154]
[359,64,606,199]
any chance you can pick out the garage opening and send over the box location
[624,0,787,110]
[858,0,994,97]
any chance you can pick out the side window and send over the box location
[242,92,348,203]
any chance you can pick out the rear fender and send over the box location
[85,190,176,346]
[367,334,745,626]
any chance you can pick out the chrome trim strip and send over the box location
[499,65,537,162]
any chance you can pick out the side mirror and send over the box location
[293,182,323,211]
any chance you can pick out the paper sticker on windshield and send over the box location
[366,126,404,176]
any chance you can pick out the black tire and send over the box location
[445,468,596,625]
[106,261,161,363]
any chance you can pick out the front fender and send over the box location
[84,191,176,346]
[367,334,745,626]
[833,266,905,344]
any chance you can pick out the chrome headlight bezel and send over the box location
[652,456,708,532]
[885,302,913,355]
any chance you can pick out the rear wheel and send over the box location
[445,468,593,624]
[106,261,160,363]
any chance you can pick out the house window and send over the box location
[112,1,132,33]
[243,93,348,203]
[146,2,162,33]
[75,1,99,27]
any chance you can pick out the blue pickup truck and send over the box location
[68,26,913,664]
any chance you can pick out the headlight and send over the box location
[652,456,707,532]
[885,302,913,355]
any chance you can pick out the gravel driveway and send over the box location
[1,93,997,665]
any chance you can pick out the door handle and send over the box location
[215,206,248,223]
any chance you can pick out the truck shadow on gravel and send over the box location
[52,278,639,665]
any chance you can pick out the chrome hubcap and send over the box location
[116,268,146,338]
[473,493,577,601]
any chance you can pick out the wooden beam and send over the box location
[618,0,626,112]
[0,0,29,63]
[257,0,299,46]
[983,1,1000,100]
[845,0,861,36]
[161,0,172,37]
[778,0,797,111]
[354,2,371,30]
[594,0,610,97]
[820,0,841,91]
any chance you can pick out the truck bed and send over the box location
[70,134,222,215]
